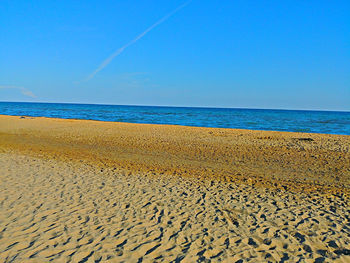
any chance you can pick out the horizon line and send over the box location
[1,100,349,113]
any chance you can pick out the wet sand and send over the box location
[0,115,349,262]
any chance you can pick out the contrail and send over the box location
[86,0,192,81]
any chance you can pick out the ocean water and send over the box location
[0,102,349,135]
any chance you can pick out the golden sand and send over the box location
[0,115,349,262]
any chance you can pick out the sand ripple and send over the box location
[1,153,349,262]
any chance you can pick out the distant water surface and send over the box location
[0,102,349,135]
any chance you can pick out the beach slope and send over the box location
[0,115,349,262]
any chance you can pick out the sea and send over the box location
[0,102,349,135]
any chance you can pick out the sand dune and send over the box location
[0,115,349,262]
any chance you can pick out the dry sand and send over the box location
[0,115,349,262]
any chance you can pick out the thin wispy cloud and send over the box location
[118,72,151,88]
[86,0,192,81]
[0,86,37,98]
[58,25,97,32]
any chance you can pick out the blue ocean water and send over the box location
[0,102,349,135]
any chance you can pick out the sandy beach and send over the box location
[0,115,349,262]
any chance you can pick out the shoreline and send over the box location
[1,111,349,136]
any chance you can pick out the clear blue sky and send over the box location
[1,0,349,111]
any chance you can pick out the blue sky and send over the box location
[1,0,349,111]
